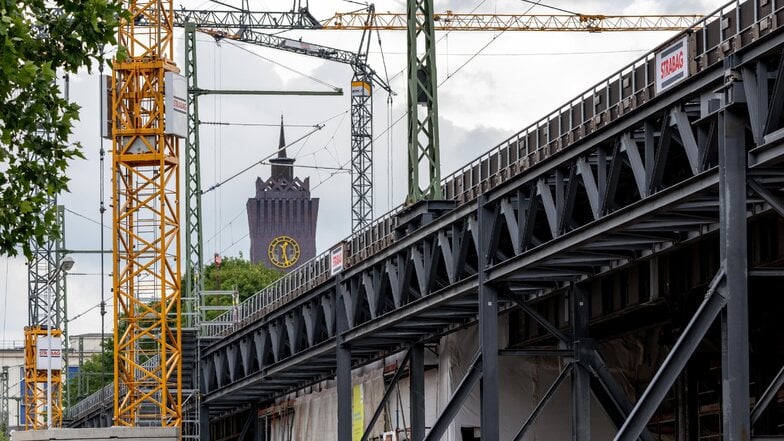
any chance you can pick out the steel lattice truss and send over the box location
[407,0,442,202]
[27,202,65,329]
[112,0,182,428]
[321,12,704,32]
[174,9,319,29]
[24,203,65,430]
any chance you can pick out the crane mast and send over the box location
[112,0,182,428]
[24,203,66,429]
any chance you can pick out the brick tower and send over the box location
[247,116,319,271]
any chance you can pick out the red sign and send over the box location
[655,37,689,94]
[330,245,345,276]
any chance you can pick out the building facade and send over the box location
[247,117,319,272]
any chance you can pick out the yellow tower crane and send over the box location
[112,0,183,429]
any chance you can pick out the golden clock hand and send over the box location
[281,243,290,265]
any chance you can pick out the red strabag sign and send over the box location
[330,244,345,276]
[655,37,689,94]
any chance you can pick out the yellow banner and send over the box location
[352,384,364,441]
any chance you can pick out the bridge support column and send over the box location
[478,197,499,441]
[200,403,210,441]
[410,343,425,441]
[337,278,353,441]
[571,283,590,441]
[719,96,750,440]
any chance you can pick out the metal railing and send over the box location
[202,0,779,339]
[65,355,160,422]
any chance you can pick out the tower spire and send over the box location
[278,115,287,158]
[270,114,295,181]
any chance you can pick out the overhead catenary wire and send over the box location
[441,0,542,85]
[65,208,112,231]
[520,0,579,16]
[199,121,320,127]
[220,37,342,93]
[201,124,324,195]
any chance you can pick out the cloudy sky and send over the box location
[0,0,729,345]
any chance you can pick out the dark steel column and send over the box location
[337,279,353,441]
[479,198,499,441]
[200,403,210,441]
[719,102,750,440]
[571,283,590,441]
[410,343,426,441]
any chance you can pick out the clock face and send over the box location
[267,236,301,268]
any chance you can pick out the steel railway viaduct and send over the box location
[68,0,784,439]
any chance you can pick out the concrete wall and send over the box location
[11,427,178,441]
[262,316,616,441]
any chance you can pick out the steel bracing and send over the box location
[71,0,784,439]
[112,0,182,428]
[24,203,66,430]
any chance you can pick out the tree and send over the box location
[0,0,123,258]
[200,257,282,319]
[65,338,114,405]
[202,257,282,301]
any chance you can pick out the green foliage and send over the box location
[65,338,113,406]
[200,257,282,319]
[0,0,123,258]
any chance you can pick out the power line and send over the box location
[199,121,320,127]
[201,124,324,195]
[520,0,579,16]
[65,208,111,231]
[378,49,648,56]
[220,38,342,92]
[220,232,250,256]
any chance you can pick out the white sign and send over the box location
[655,37,689,94]
[100,74,113,140]
[165,72,187,138]
[330,245,345,276]
[351,81,371,97]
[35,335,63,371]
